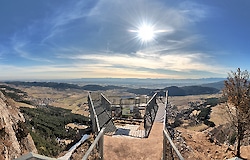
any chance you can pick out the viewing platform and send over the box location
[16,91,184,160]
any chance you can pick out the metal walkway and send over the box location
[154,99,166,123]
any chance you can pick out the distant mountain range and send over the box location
[4,79,224,96]
[3,78,226,88]
[69,78,226,88]
[126,85,220,96]
[201,81,225,90]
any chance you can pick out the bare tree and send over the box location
[223,68,250,158]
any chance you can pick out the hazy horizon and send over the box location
[0,77,226,89]
[0,77,225,81]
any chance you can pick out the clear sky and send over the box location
[0,0,250,80]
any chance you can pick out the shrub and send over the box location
[197,107,211,121]
[171,118,183,128]
[15,121,29,141]
[204,119,215,127]
[20,106,90,157]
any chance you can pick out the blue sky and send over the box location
[0,0,250,80]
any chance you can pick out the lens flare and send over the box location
[137,24,155,42]
[129,22,173,45]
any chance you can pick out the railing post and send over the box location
[82,128,105,160]
[99,133,104,160]
[164,90,168,128]
[88,92,100,134]
[163,130,166,160]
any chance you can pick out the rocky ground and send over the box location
[0,91,37,160]
[176,127,250,159]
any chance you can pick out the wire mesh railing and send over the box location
[162,91,184,160]
[144,92,158,137]
[88,92,100,133]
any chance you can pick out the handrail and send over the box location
[163,129,184,160]
[162,90,184,160]
[88,92,100,133]
[146,92,157,106]
[101,93,112,105]
[100,93,112,116]
[82,127,105,160]
[144,92,158,137]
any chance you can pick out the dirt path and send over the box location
[103,122,163,160]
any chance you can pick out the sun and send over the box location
[129,23,156,43]
[129,22,171,44]
[137,24,155,42]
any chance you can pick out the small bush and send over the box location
[171,118,183,128]
[197,107,211,121]
[204,120,215,127]
[229,132,237,145]
[15,121,29,141]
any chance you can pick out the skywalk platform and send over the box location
[114,124,145,138]
[103,99,165,159]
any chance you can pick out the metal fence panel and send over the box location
[162,90,184,160]
[144,93,158,137]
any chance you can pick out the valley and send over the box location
[0,81,249,159]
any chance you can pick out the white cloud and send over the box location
[69,50,227,76]
[11,38,53,63]
[1,0,230,80]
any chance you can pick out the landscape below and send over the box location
[0,80,249,159]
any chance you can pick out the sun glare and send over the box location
[137,24,155,42]
[129,23,156,43]
[129,22,171,44]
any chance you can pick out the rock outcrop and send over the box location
[0,91,37,160]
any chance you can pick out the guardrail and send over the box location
[85,92,116,159]
[88,92,100,133]
[162,91,184,160]
[163,129,184,160]
[100,93,112,116]
[82,127,105,160]
[144,92,158,137]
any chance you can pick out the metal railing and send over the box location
[162,91,184,160]
[163,129,184,160]
[100,93,112,116]
[85,92,116,159]
[82,128,105,160]
[144,92,158,137]
[88,92,100,133]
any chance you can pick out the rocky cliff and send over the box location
[0,91,37,160]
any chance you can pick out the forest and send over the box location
[20,106,90,156]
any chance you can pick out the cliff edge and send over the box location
[0,91,37,160]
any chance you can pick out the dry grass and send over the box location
[104,123,163,160]
[179,127,250,159]
[210,103,229,126]
[186,124,209,132]
[15,101,35,108]
[20,86,89,115]
[169,94,221,110]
